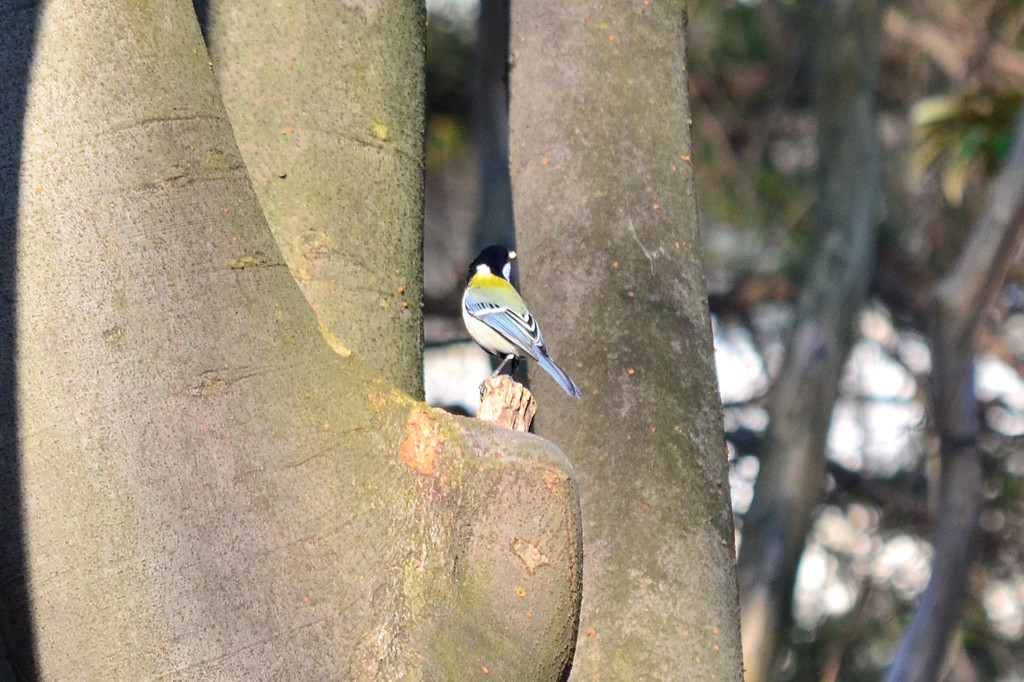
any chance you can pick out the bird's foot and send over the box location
[492,354,518,377]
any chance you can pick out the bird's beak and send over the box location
[508,250,517,260]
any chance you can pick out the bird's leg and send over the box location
[481,355,519,395]
[492,354,517,377]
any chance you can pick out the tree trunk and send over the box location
[198,0,426,398]
[735,2,885,678]
[507,2,744,679]
[0,1,580,678]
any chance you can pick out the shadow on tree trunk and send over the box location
[0,5,40,679]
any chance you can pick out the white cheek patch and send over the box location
[502,262,512,280]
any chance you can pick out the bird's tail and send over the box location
[536,348,582,399]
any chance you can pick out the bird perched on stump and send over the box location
[462,245,582,399]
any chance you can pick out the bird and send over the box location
[462,245,582,399]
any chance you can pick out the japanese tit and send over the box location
[462,245,582,399]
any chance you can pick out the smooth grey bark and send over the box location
[200,0,426,398]
[0,1,580,678]
[734,2,885,679]
[508,1,743,679]
[885,109,1024,682]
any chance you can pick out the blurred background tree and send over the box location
[422,0,1024,679]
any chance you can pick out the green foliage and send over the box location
[426,113,468,172]
[910,91,1022,204]
[702,2,780,69]
[424,13,473,172]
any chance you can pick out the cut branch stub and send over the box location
[478,376,537,432]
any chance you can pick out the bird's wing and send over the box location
[464,284,544,360]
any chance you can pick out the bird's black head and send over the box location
[467,245,516,283]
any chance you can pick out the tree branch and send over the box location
[885,107,1024,682]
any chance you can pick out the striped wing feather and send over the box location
[463,288,545,360]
